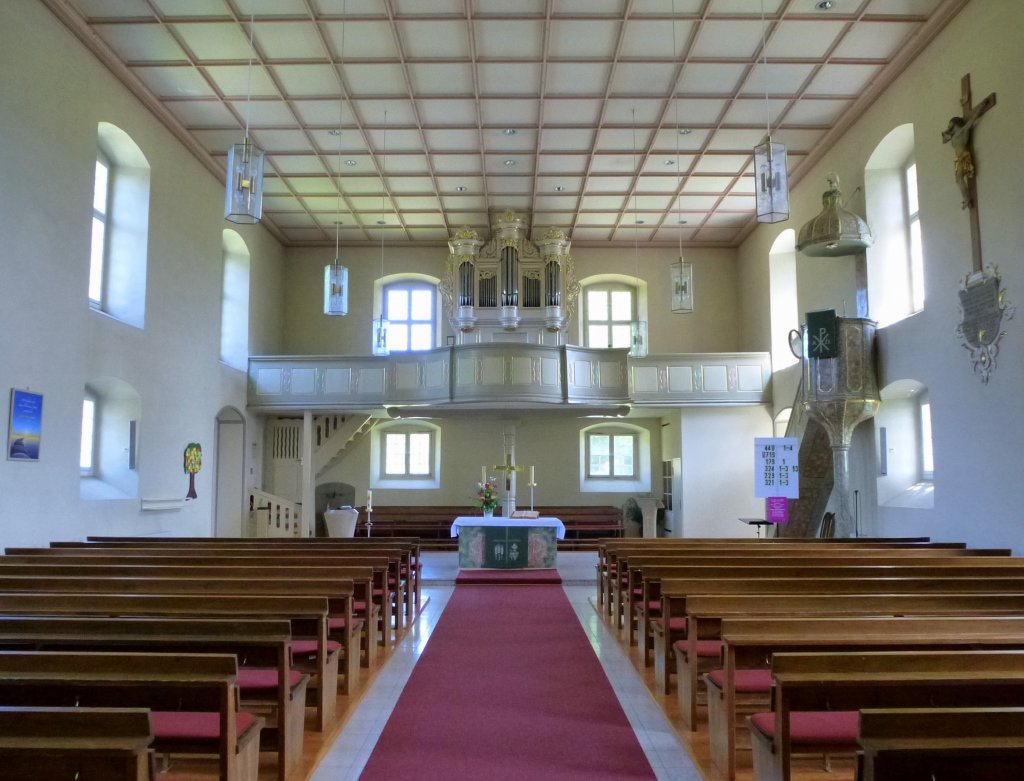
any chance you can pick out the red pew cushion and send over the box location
[706,668,773,693]
[749,710,859,744]
[289,639,342,656]
[238,667,306,692]
[152,710,258,741]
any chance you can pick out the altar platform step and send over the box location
[455,568,562,585]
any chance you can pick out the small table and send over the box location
[739,517,777,539]
[451,516,565,569]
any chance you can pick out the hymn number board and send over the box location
[754,438,800,499]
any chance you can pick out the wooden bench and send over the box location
[0,616,304,781]
[345,504,623,547]
[83,536,424,622]
[604,545,1006,627]
[595,537,944,607]
[0,706,155,781]
[633,559,1024,663]
[857,706,1024,781]
[0,557,380,660]
[0,585,344,732]
[714,614,1024,781]
[41,542,405,640]
[5,552,381,665]
[0,650,263,781]
[752,649,1024,781]
[648,566,1024,688]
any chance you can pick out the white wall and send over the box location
[0,4,285,546]
[677,406,774,539]
[315,413,662,513]
[736,1,1024,551]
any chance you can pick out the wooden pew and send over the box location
[0,706,155,781]
[40,543,405,640]
[753,650,1024,781]
[0,586,346,731]
[84,536,424,622]
[594,537,944,608]
[857,706,1024,781]
[0,650,263,781]
[633,559,1024,663]
[0,616,303,781]
[651,571,1024,695]
[714,615,1024,781]
[606,545,1008,627]
[3,553,381,665]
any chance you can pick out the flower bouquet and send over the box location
[477,478,500,517]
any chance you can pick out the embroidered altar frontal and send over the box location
[452,517,564,569]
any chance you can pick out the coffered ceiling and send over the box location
[45,0,965,248]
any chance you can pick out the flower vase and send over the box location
[483,507,494,517]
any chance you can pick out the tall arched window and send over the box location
[384,280,436,352]
[220,230,251,371]
[866,124,924,327]
[80,377,141,501]
[582,282,638,349]
[876,379,934,510]
[89,122,150,328]
[769,229,799,371]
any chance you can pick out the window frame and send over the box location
[80,392,97,478]
[89,151,112,308]
[903,158,925,314]
[918,394,934,482]
[583,283,636,349]
[382,280,437,353]
[380,428,435,480]
[585,429,638,480]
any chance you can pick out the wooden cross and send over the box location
[942,73,996,272]
[492,453,523,492]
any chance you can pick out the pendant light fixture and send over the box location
[629,107,648,357]
[372,109,390,356]
[669,0,694,314]
[753,0,789,224]
[224,6,265,224]
[324,3,348,315]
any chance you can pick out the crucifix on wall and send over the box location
[941,73,996,272]
[943,74,1014,384]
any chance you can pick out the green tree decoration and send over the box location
[184,442,202,500]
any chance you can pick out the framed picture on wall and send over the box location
[7,389,43,461]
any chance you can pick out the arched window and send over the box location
[769,230,799,371]
[220,230,251,370]
[370,421,441,490]
[579,422,651,493]
[89,122,150,328]
[581,280,641,349]
[80,378,141,501]
[876,379,934,509]
[384,280,436,352]
[865,124,924,327]
[80,392,97,477]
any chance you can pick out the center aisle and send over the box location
[358,581,658,781]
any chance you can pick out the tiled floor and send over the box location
[310,551,702,781]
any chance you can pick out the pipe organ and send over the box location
[442,212,579,344]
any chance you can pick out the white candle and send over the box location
[530,465,535,485]
[366,489,373,510]
[481,466,487,485]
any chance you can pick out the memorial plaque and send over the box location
[956,267,1014,383]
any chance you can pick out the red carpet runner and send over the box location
[359,585,657,780]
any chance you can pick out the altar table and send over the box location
[451,516,565,569]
